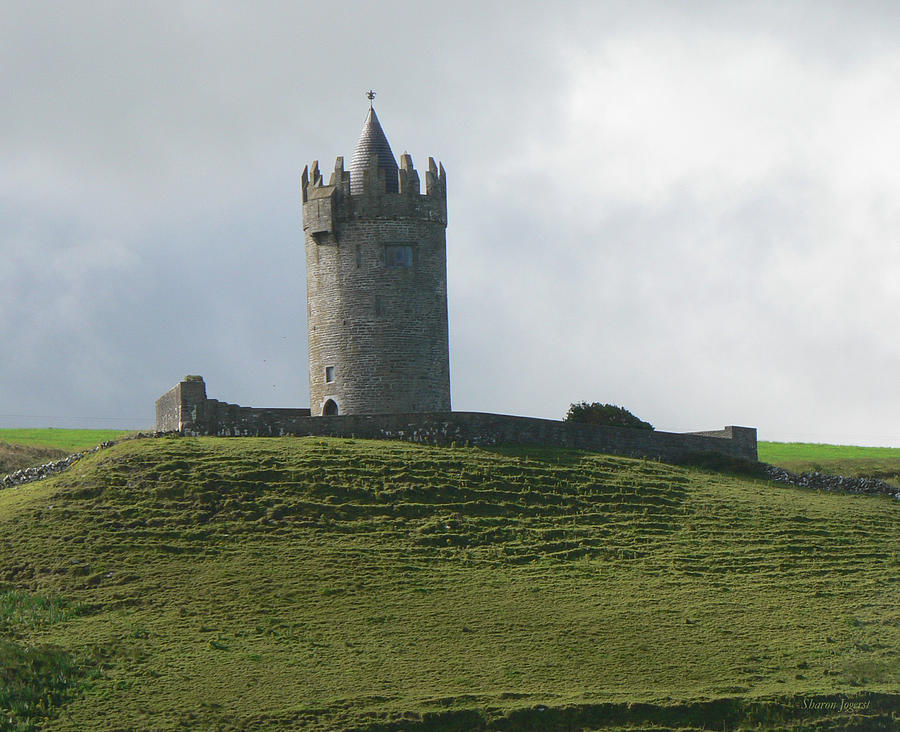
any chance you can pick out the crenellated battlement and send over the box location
[301,153,445,202]
[301,152,447,235]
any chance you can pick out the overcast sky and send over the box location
[2,1,899,445]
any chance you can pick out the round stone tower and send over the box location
[301,103,450,416]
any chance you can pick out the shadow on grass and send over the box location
[479,444,600,467]
[0,590,95,730]
[0,639,87,731]
[351,693,900,732]
[672,451,768,480]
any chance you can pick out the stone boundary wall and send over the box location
[156,378,757,462]
[1,434,152,489]
[156,378,311,435]
[762,464,900,500]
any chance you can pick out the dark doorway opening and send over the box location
[323,399,339,416]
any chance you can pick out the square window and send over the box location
[325,366,335,383]
[385,244,413,268]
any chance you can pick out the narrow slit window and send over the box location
[325,366,335,383]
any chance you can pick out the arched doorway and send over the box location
[323,399,339,416]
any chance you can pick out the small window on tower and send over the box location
[385,244,413,268]
[325,366,335,383]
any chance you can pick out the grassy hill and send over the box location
[759,441,900,488]
[0,429,132,454]
[0,429,133,479]
[0,436,898,730]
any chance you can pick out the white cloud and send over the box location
[448,22,900,442]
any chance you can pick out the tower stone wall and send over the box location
[301,110,450,416]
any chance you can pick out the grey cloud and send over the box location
[1,2,898,445]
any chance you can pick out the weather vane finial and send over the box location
[366,89,376,106]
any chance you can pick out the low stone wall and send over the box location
[762,464,900,500]
[156,377,757,462]
[1,439,121,489]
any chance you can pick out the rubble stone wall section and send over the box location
[156,378,311,435]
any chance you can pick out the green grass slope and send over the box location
[1,429,135,478]
[759,441,900,488]
[0,437,898,731]
[0,429,132,454]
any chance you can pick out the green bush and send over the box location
[564,402,654,430]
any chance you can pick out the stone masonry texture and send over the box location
[302,151,450,416]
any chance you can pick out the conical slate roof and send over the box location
[349,106,399,194]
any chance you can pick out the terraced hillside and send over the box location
[0,436,897,730]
